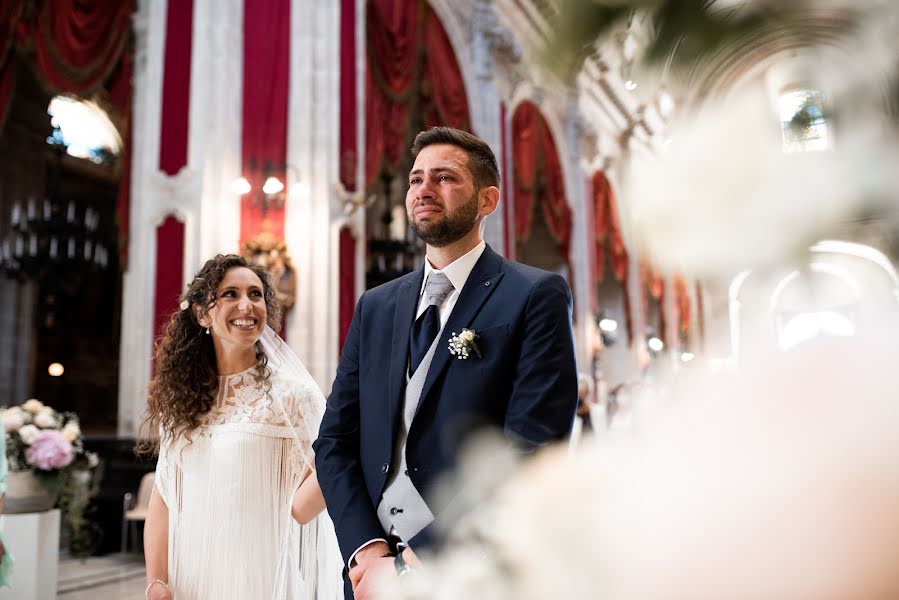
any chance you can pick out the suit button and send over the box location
[381,463,389,474]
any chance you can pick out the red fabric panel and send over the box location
[422,7,469,131]
[511,102,538,241]
[154,215,185,344]
[339,0,357,191]
[500,101,512,258]
[240,0,290,244]
[338,226,356,352]
[537,123,571,256]
[159,0,193,176]
[364,0,420,185]
[31,0,134,94]
[592,171,627,284]
[674,275,690,334]
[512,101,571,258]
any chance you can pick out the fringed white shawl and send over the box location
[155,328,342,599]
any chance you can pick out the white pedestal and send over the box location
[0,509,60,600]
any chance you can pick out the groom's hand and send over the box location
[350,554,396,600]
[350,541,392,592]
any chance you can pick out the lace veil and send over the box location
[259,326,343,599]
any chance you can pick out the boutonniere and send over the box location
[448,328,482,360]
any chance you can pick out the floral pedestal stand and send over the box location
[0,509,60,600]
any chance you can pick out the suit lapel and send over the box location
[417,246,504,409]
[387,269,423,439]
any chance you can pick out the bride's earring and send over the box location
[205,327,210,335]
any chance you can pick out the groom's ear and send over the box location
[478,185,499,217]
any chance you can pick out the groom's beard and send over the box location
[409,194,479,248]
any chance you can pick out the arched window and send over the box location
[47,96,121,165]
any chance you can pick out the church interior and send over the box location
[2,0,899,598]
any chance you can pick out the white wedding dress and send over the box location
[154,330,341,600]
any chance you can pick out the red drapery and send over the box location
[501,101,512,257]
[674,275,690,336]
[365,0,470,187]
[240,0,290,244]
[592,171,631,343]
[154,215,185,349]
[338,227,356,351]
[339,0,357,191]
[159,0,193,177]
[511,101,572,260]
[641,260,666,345]
[29,0,133,95]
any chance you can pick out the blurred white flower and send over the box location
[22,398,44,413]
[61,421,82,442]
[3,408,25,432]
[34,410,57,429]
[18,423,40,445]
[385,325,899,600]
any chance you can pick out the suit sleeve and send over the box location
[313,294,387,564]
[504,273,578,449]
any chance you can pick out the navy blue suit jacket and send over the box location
[313,244,578,565]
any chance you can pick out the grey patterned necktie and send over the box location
[409,272,454,375]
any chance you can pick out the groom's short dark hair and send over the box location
[411,127,500,191]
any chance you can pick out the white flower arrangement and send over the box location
[448,328,482,360]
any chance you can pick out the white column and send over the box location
[117,0,168,436]
[118,0,244,435]
[284,0,342,392]
[189,0,244,267]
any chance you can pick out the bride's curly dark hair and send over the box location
[137,254,281,454]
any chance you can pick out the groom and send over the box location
[314,127,578,599]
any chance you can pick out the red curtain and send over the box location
[511,101,572,260]
[154,215,185,347]
[592,171,632,344]
[365,0,470,187]
[240,0,290,244]
[422,8,469,129]
[339,227,356,351]
[674,275,690,335]
[30,0,134,95]
[641,260,666,345]
[159,0,193,177]
[339,0,357,191]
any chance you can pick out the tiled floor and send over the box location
[58,553,146,599]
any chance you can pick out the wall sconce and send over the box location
[647,334,664,356]
[596,310,619,347]
[231,163,299,216]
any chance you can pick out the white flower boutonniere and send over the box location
[448,328,482,360]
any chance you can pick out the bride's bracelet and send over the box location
[145,579,170,598]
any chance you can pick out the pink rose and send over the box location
[25,430,74,470]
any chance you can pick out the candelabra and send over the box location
[1,148,110,282]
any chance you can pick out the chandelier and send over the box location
[1,146,110,282]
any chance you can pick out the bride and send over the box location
[139,254,341,600]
